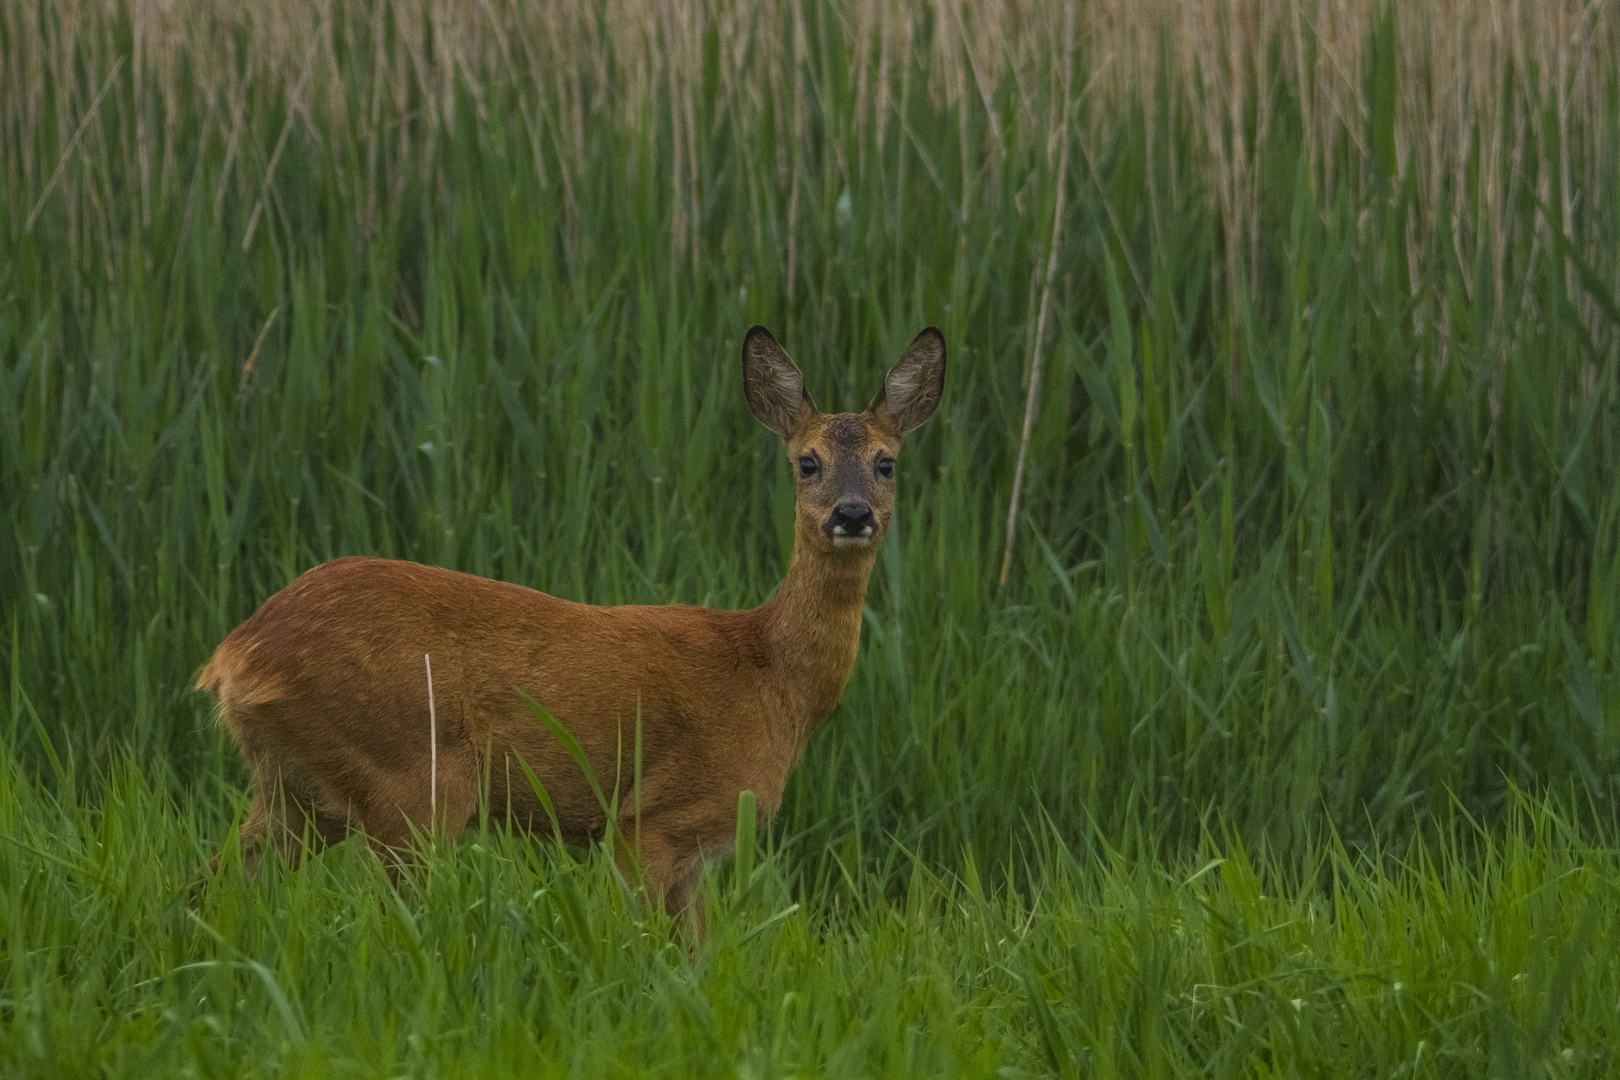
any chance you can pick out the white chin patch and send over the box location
[832,535,873,548]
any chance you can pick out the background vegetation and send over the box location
[2,0,1618,1074]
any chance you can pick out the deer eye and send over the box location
[876,457,895,479]
[798,456,819,478]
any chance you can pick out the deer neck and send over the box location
[757,524,878,739]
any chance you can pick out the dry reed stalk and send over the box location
[8,4,1608,219]
[786,0,809,304]
[25,58,122,232]
[1000,0,1075,591]
[6,0,1617,385]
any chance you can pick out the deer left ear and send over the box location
[868,328,946,436]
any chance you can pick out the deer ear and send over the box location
[868,327,946,435]
[743,326,815,438]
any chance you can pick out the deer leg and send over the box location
[622,828,707,940]
[230,767,351,880]
[348,737,480,872]
[668,861,708,941]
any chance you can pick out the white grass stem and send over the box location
[424,653,437,821]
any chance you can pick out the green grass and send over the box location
[4,751,1619,1077]
[2,0,1620,1074]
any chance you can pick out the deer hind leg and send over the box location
[215,691,481,880]
[230,765,352,881]
[622,828,709,940]
[667,859,708,941]
[344,735,481,874]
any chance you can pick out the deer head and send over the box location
[742,326,946,554]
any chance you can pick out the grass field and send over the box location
[3,0,1619,1075]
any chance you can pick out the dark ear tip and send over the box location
[744,325,776,348]
[914,326,946,358]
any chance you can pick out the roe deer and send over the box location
[195,326,946,930]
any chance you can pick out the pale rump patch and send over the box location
[197,641,288,714]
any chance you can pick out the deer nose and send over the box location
[826,502,876,537]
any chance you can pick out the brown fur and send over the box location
[195,326,946,932]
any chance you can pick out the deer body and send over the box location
[196,326,945,925]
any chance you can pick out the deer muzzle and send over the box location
[826,502,876,545]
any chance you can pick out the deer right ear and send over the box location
[743,326,815,438]
[868,327,946,436]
